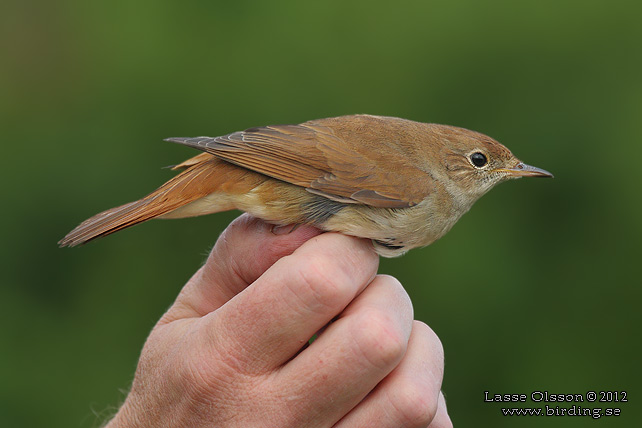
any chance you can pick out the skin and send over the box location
[105,214,452,427]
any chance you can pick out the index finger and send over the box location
[207,232,379,373]
[161,214,322,323]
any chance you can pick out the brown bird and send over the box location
[59,114,552,257]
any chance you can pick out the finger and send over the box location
[429,392,453,428]
[163,214,322,322]
[334,321,446,428]
[277,275,413,427]
[206,232,379,371]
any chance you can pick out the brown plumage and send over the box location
[59,114,552,257]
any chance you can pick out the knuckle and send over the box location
[340,235,380,275]
[307,233,378,280]
[352,309,408,370]
[378,274,408,299]
[294,253,353,310]
[441,415,454,428]
[414,321,445,369]
[389,384,437,427]
[376,273,403,287]
[376,274,413,317]
[381,322,446,427]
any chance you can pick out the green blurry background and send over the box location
[2,0,640,426]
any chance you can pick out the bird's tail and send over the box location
[58,156,253,247]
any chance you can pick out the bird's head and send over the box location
[429,124,553,205]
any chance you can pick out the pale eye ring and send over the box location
[470,152,488,168]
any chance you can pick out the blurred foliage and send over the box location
[1,0,641,427]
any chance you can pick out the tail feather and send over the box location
[59,158,243,247]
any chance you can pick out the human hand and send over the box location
[106,215,452,427]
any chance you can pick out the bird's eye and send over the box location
[470,152,488,168]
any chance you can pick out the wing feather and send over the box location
[166,115,433,208]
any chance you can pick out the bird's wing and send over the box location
[166,115,433,208]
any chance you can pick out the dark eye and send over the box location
[470,152,488,167]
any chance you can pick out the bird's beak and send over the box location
[496,162,554,178]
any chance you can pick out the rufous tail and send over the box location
[58,156,250,247]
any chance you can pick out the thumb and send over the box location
[161,214,322,322]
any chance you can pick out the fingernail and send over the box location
[271,224,295,235]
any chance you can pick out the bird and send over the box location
[59,114,552,257]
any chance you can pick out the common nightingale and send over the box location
[59,114,552,257]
